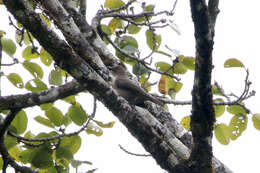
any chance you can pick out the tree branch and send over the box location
[2,1,231,173]
[188,0,220,172]
[0,80,85,111]
[39,0,109,79]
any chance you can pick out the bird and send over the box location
[109,64,163,106]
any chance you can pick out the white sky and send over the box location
[1,0,260,173]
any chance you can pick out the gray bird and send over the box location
[109,65,163,106]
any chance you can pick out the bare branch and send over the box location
[119,144,151,157]
[0,80,86,111]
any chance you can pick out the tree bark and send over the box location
[2,0,231,173]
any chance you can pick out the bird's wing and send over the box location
[115,78,145,93]
[115,78,163,105]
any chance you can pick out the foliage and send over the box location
[0,0,258,172]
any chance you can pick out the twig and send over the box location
[0,58,19,66]
[118,144,151,157]
[103,33,180,81]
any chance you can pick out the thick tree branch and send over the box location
[188,0,219,173]
[2,1,231,173]
[0,80,85,111]
[39,0,109,79]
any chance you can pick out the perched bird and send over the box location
[109,64,163,106]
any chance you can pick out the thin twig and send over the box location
[119,144,151,157]
[103,33,180,80]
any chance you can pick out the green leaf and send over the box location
[1,37,16,56]
[118,35,138,48]
[101,25,112,36]
[155,62,173,73]
[10,110,28,135]
[115,36,139,64]
[49,68,62,86]
[59,136,81,154]
[181,56,195,70]
[144,4,155,12]
[132,63,149,76]
[252,114,260,130]
[39,166,58,173]
[8,146,23,161]
[180,116,190,130]
[31,147,53,169]
[23,32,34,45]
[134,4,155,22]
[229,114,247,140]
[24,131,36,139]
[15,30,23,44]
[227,105,247,115]
[40,103,53,111]
[4,135,17,150]
[25,78,47,92]
[62,95,76,104]
[108,18,122,33]
[35,132,51,139]
[22,46,39,60]
[212,84,223,96]
[7,73,24,88]
[45,107,64,127]
[63,114,72,127]
[40,48,53,66]
[0,158,2,170]
[214,98,225,117]
[173,62,187,74]
[23,61,43,79]
[139,75,151,92]
[127,24,141,34]
[56,147,73,161]
[123,45,138,54]
[168,79,183,93]
[224,58,244,68]
[19,149,33,164]
[66,105,88,126]
[145,30,161,51]
[214,123,231,145]
[94,120,115,128]
[168,89,177,100]
[34,116,55,128]
[0,30,5,36]
[86,122,103,136]
[104,0,125,9]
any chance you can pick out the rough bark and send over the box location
[1,0,231,173]
[188,0,219,173]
